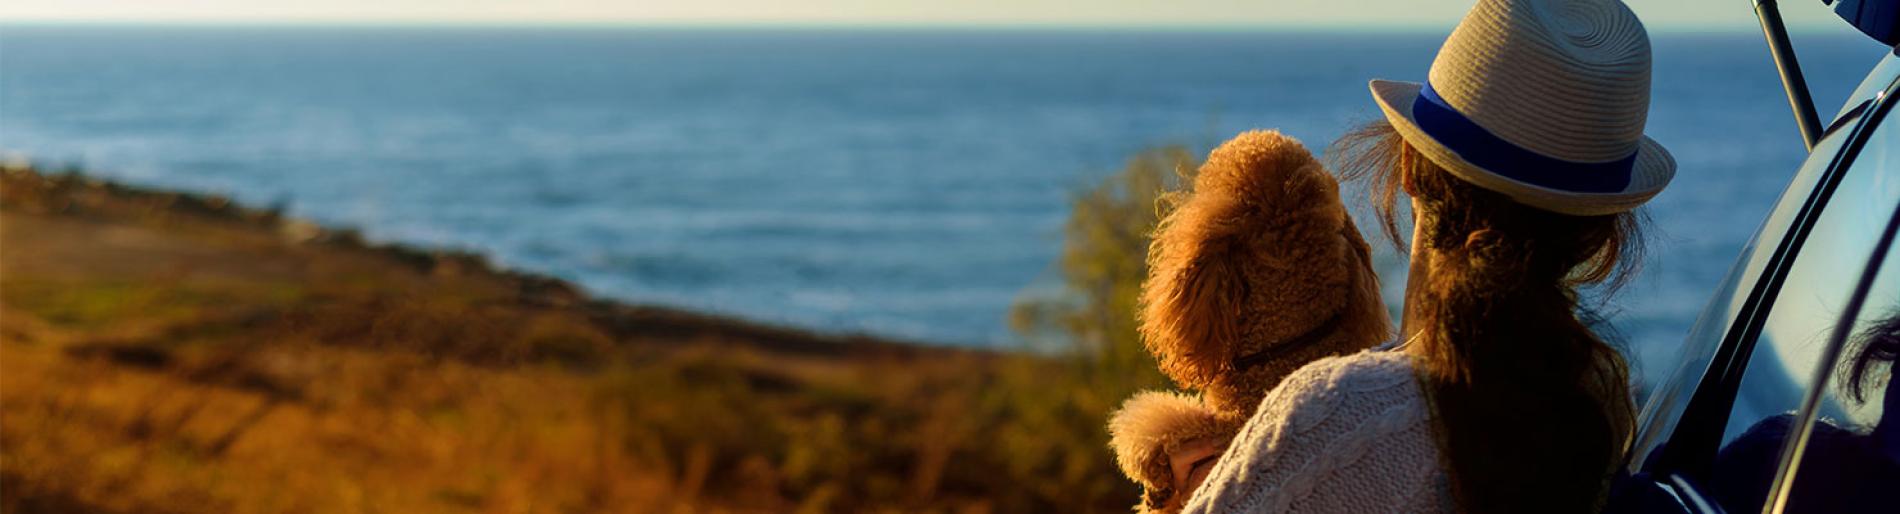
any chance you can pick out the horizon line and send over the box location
[0,18,1850,35]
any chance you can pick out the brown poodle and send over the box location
[1108,130,1391,513]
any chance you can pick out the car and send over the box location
[1606,2,1900,513]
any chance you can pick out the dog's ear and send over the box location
[1140,130,1333,389]
[1140,223,1246,388]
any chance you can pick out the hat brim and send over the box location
[1369,79,1675,216]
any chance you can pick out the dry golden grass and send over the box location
[0,167,1166,513]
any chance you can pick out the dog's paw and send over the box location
[1107,390,1240,503]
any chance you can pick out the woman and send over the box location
[1180,0,1673,512]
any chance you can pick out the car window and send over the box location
[1767,120,1900,514]
[1705,225,1900,514]
[1702,107,1900,514]
[1627,106,1864,473]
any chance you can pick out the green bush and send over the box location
[1011,144,1198,388]
[989,145,1203,510]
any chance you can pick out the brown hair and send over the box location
[1332,121,1641,513]
[1843,308,1900,404]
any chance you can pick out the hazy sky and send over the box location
[0,0,1858,31]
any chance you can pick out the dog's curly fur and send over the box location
[1139,130,1389,414]
[1109,130,1391,513]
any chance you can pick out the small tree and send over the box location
[1011,145,1200,389]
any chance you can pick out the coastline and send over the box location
[0,164,1133,513]
[0,164,970,357]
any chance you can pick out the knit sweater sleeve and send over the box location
[1182,351,1447,514]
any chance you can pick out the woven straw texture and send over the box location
[1370,0,1675,216]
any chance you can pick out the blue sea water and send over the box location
[0,26,1889,387]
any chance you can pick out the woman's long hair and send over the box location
[1332,121,1642,513]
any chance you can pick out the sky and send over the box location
[0,0,1860,32]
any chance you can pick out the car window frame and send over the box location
[1627,117,1857,476]
[1651,69,1900,482]
[1759,102,1900,514]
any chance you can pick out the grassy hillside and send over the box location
[0,162,1184,513]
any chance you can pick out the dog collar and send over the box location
[1232,310,1347,372]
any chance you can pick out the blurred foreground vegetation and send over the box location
[0,149,1195,514]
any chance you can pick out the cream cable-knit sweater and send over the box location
[1183,350,1453,513]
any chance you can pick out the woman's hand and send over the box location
[1164,436,1225,510]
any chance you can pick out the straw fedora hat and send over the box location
[1370,0,1674,216]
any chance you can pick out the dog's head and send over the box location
[1139,130,1392,416]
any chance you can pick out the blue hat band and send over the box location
[1411,82,1636,194]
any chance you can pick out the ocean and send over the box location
[1,26,1889,388]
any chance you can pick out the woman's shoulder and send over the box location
[1273,348,1420,406]
[1247,348,1428,440]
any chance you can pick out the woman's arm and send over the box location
[1181,358,1334,513]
